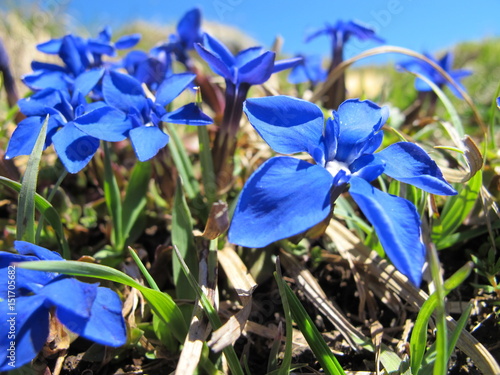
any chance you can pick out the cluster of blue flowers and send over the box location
[1,6,471,371]
[0,242,126,371]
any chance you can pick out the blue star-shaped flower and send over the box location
[24,28,140,93]
[5,87,131,173]
[288,54,326,86]
[195,33,301,87]
[399,52,472,98]
[229,96,457,286]
[74,70,212,161]
[0,241,127,372]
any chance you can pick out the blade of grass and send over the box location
[198,125,217,204]
[428,243,447,375]
[277,277,346,375]
[410,261,473,375]
[0,176,70,258]
[432,171,482,246]
[35,169,68,244]
[166,123,200,199]
[121,161,151,249]
[172,245,244,375]
[18,260,188,342]
[17,114,48,243]
[172,178,198,301]
[273,259,293,375]
[128,246,160,291]
[103,141,123,251]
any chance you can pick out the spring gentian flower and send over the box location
[288,54,326,87]
[74,70,212,161]
[5,87,131,173]
[399,52,471,99]
[306,20,384,108]
[24,28,139,93]
[0,241,126,371]
[194,33,301,183]
[229,96,457,286]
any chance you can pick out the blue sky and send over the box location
[5,1,500,63]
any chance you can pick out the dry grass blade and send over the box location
[279,250,370,351]
[326,219,500,374]
[176,246,217,375]
[311,46,486,135]
[208,246,257,352]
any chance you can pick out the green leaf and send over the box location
[121,161,151,246]
[172,245,244,375]
[277,276,346,375]
[172,178,198,301]
[17,260,188,343]
[198,125,217,204]
[103,142,123,251]
[432,171,482,246]
[17,115,48,243]
[273,263,293,375]
[0,176,70,258]
[165,123,200,199]
[410,261,473,375]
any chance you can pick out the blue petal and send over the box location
[244,95,324,156]
[272,56,303,74]
[73,106,132,142]
[162,103,213,125]
[304,26,331,43]
[22,70,71,91]
[40,277,98,320]
[73,68,104,96]
[235,47,264,67]
[129,125,169,162]
[5,116,61,158]
[177,8,202,46]
[238,51,276,85]
[115,34,141,49]
[376,142,457,195]
[103,70,147,113]
[37,38,63,54]
[87,40,115,56]
[194,34,234,80]
[229,156,334,248]
[349,177,425,286]
[18,88,70,118]
[155,72,196,106]
[350,154,385,182]
[52,123,100,173]
[335,99,389,164]
[0,295,49,372]
[60,35,85,76]
[31,61,66,72]
[15,241,64,260]
[0,253,54,296]
[57,287,127,347]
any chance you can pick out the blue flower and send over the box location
[5,87,131,173]
[288,54,326,86]
[195,33,301,88]
[74,70,212,161]
[194,33,302,181]
[0,241,126,372]
[306,20,383,108]
[24,28,140,93]
[399,52,471,98]
[306,20,384,55]
[229,96,457,286]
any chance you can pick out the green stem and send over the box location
[35,170,68,244]
[428,242,448,375]
[198,125,217,204]
[103,142,124,251]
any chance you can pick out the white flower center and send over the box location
[325,160,350,178]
